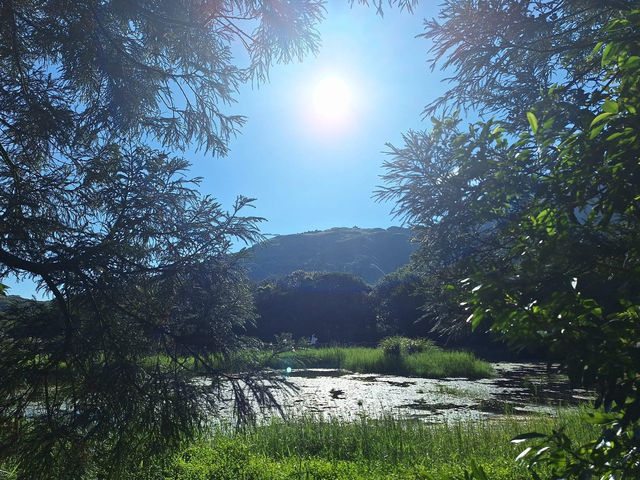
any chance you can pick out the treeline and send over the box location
[247,268,503,354]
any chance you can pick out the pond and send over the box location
[240,363,593,423]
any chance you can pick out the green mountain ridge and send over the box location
[242,226,417,284]
[0,295,42,311]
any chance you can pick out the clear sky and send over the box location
[6,1,445,298]
[190,0,444,238]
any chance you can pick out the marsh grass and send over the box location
[270,346,494,379]
[436,384,476,398]
[150,342,493,380]
[168,409,597,480]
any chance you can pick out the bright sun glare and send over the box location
[311,76,353,126]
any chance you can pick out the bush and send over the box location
[379,336,403,356]
[379,336,438,356]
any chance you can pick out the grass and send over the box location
[435,384,477,398]
[164,409,597,480]
[0,409,599,480]
[142,338,494,380]
[267,345,495,379]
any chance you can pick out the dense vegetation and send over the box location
[269,339,494,379]
[1,412,588,480]
[378,1,640,477]
[0,1,327,478]
[166,412,596,480]
[250,268,506,356]
[252,271,376,343]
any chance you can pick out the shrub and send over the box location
[379,336,438,356]
[379,336,404,356]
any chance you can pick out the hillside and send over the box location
[241,227,416,284]
[0,295,43,311]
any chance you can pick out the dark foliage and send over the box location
[371,267,425,338]
[252,271,376,344]
[0,0,326,477]
[379,1,640,477]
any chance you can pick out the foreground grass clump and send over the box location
[167,410,597,480]
[268,341,494,379]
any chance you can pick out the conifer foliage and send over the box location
[0,1,324,478]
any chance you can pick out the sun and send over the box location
[311,76,353,125]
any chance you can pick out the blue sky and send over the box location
[191,1,444,238]
[6,1,445,298]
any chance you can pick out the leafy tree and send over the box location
[378,1,640,477]
[371,266,426,338]
[0,1,327,478]
[373,264,514,356]
[253,271,375,343]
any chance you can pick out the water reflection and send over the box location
[263,363,592,423]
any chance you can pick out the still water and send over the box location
[217,363,592,423]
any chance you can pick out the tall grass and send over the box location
[269,346,495,379]
[167,409,597,480]
[148,339,494,379]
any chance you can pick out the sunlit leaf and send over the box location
[606,131,625,141]
[590,112,613,128]
[602,100,619,114]
[527,112,538,134]
[602,43,613,65]
[589,123,605,139]
[515,446,533,461]
[534,446,551,458]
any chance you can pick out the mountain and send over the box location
[0,295,45,311]
[241,226,417,284]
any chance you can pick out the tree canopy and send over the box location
[252,270,375,343]
[379,1,640,477]
[0,1,328,478]
[371,267,425,338]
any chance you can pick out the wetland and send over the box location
[257,361,593,423]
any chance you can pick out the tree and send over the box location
[252,270,375,343]
[371,266,426,338]
[378,1,640,477]
[0,1,326,478]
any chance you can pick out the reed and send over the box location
[270,346,494,379]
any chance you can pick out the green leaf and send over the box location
[602,43,613,65]
[589,123,605,139]
[515,446,533,461]
[624,56,640,70]
[592,41,604,56]
[606,131,625,141]
[587,411,617,425]
[527,112,538,134]
[602,100,619,114]
[590,112,613,128]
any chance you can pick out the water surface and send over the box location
[252,363,592,423]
